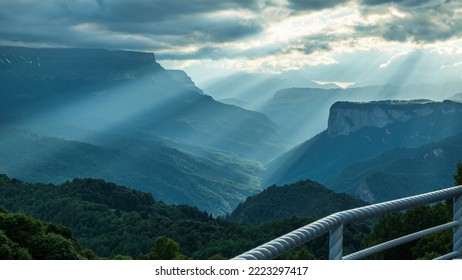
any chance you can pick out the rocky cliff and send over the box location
[265,99,462,188]
[0,45,293,214]
[0,46,161,80]
[0,45,170,115]
[327,100,462,137]
[0,45,290,163]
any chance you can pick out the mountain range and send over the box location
[265,100,462,202]
[202,72,340,111]
[258,85,461,143]
[0,46,291,215]
[1,45,462,261]
[2,45,462,217]
[0,128,263,215]
[0,46,289,163]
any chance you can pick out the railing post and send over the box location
[329,223,343,260]
[453,195,462,259]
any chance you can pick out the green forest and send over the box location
[0,162,461,259]
[0,206,93,259]
[229,180,365,224]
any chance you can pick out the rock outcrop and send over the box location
[265,99,462,189]
[327,100,462,137]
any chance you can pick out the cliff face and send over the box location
[0,45,289,163]
[0,46,171,111]
[0,46,290,214]
[0,46,161,81]
[265,99,462,188]
[327,100,462,137]
[0,45,205,123]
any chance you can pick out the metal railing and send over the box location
[232,185,462,260]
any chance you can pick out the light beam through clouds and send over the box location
[1,0,462,89]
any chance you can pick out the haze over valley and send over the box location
[1,0,462,260]
[2,45,462,216]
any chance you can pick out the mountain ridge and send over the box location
[265,100,462,189]
[0,128,262,216]
[0,45,295,214]
[228,180,366,224]
[327,100,459,137]
[327,132,462,202]
[259,85,459,142]
[0,45,289,163]
[0,174,368,259]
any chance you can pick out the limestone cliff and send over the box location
[327,100,462,137]
[0,45,163,82]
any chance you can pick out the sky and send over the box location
[1,0,462,87]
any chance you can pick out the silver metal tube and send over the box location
[453,195,462,259]
[232,185,462,260]
[329,224,344,260]
[343,221,459,260]
[433,251,459,260]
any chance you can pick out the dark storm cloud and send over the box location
[357,0,462,43]
[360,0,433,6]
[103,16,262,43]
[99,0,259,22]
[2,0,462,62]
[287,0,348,10]
[381,16,457,42]
[0,0,262,53]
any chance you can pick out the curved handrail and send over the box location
[232,185,462,260]
[343,221,458,260]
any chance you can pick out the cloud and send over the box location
[294,41,332,54]
[99,0,260,22]
[0,0,263,52]
[157,46,228,60]
[1,0,462,78]
[288,36,334,55]
[356,0,462,43]
[360,0,433,6]
[287,0,349,11]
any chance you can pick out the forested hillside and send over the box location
[361,163,462,259]
[0,174,368,259]
[2,165,460,260]
[328,132,462,202]
[0,46,289,216]
[228,180,366,224]
[0,206,94,260]
[0,128,262,216]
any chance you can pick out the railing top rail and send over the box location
[232,185,462,260]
